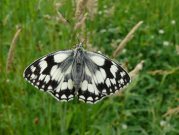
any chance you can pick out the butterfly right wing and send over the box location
[77,51,131,103]
[23,50,76,101]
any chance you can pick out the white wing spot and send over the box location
[87,97,93,101]
[92,81,99,94]
[54,53,69,63]
[39,74,46,80]
[55,93,59,97]
[110,89,112,92]
[48,86,52,90]
[90,55,105,66]
[119,79,124,84]
[85,65,91,76]
[106,78,111,87]
[30,74,36,80]
[110,78,116,84]
[79,95,85,100]
[56,77,64,92]
[68,94,73,99]
[95,71,104,83]
[39,61,47,73]
[61,82,68,90]
[44,75,50,83]
[81,80,88,91]
[61,94,67,99]
[50,65,58,76]
[68,79,73,90]
[66,65,72,74]
[102,89,106,93]
[30,65,36,72]
[100,68,106,80]
[87,84,94,93]
[110,65,118,78]
[50,65,62,81]
[120,71,126,77]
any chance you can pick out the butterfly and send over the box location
[23,43,131,103]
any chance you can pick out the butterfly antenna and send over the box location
[77,35,80,44]
[76,35,85,47]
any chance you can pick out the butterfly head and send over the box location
[76,42,84,52]
[77,42,83,48]
[73,43,85,59]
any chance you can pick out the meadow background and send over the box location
[1,0,179,135]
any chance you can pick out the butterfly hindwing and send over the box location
[77,64,104,103]
[77,51,131,103]
[23,50,75,101]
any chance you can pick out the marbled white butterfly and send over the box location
[23,43,131,103]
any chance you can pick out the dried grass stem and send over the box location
[74,13,87,30]
[129,60,144,80]
[75,0,88,20]
[113,21,143,58]
[6,27,22,73]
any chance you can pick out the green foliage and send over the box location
[0,0,179,134]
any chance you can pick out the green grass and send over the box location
[1,0,179,134]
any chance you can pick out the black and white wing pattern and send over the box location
[77,51,131,103]
[23,50,75,101]
[24,45,131,104]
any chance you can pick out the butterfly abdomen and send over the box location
[72,50,85,86]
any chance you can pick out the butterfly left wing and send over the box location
[77,51,131,103]
[23,50,75,101]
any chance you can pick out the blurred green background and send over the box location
[0,0,179,135]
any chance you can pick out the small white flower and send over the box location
[171,20,176,25]
[122,49,127,54]
[122,124,128,129]
[97,51,102,54]
[98,11,102,15]
[158,29,165,34]
[103,5,107,9]
[160,120,166,127]
[100,29,107,33]
[150,35,154,39]
[163,41,170,46]
[6,79,10,83]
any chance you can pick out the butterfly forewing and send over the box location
[23,50,75,101]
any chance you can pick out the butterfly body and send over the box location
[72,45,85,91]
[24,43,131,103]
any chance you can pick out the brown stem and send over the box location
[112,21,143,58]
[74,13,87,30]
[6,26,22,73]
[129,60,144,80]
